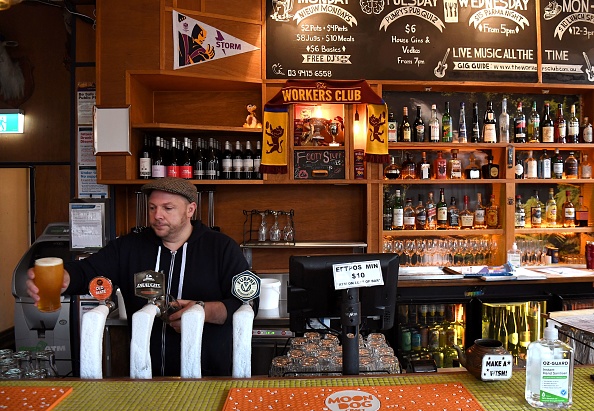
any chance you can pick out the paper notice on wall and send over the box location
[78,126,95,166]
[77,88,96,125]
[77,166,108,198]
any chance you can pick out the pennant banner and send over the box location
[365,104,390,164]
[260,106,290,174]
[173,11,260,70]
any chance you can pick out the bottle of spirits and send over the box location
[221,140,233,180]
[193,138,205,180]
[525,150,538,179]
[139,135,152,179]
[514,101,526,143]
[400,106,412,142]
[434,151,447,179]
[541,102,555,143]
[383,190,393,231]
[384,155,402,179]
[243,141,254,180]
[151,136,166,178]
[471,102,481,143]
[447,196,460,229]
[426,191,437,229]
[401,152,417,179]
[254,140,263,179]
[166,137,180,178]
[482,155,500,179]
[515,157,524,179]
[232,140,244,179]
[441,101,452,142]
[459,195,474,229]
[448,149,462,179]
[458,102,467,143]
[483,100,497,143]
[388,112,398,143]
[565,151,579,179]
[581,116,593,143]
[415,194,427,230]
[515,194,526,229]
[464,152,481,179]
[413,105,425,142]
[580,153,592,179]
[418,151,431,180]
[567,104,579,143]
[499,98,510,143]
[576,195,589,227]
[437,188,448,229]
[554,103,567,144]
[553,148,564,179]
[403,198,416,230]
[562,190,576,228]
[531,190,543,228]
[474,192,486,229]
[538,149,552,179]
[545,188,557,227]
[429,104,440,142]
[392,189,404,230]
[486,194,499,229]
[180,137,194,180]
[527,101,540,143]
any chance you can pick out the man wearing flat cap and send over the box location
[27,177,253,376]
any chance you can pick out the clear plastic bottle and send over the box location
[507,242,522,268]
[525,320,574,409]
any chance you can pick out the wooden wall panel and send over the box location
[170,0,262,22]
[34,166,71,238]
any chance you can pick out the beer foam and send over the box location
[35,257,63,267]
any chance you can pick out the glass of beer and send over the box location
[34,257,64,312]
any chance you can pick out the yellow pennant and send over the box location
[365,103,389,162]
[261,107,289,173]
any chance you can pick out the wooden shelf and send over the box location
[381,179,506,184]
[128,70,262,92]
[515,179,593,184]
[133,123,262,133]
[388,142,508,149]
[516,227,593,234]
[382,229,504,237]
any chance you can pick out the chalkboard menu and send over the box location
[266,0,537,82]
[540,0,594,84]
[294,149,345,179]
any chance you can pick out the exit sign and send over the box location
[0,110,24,133]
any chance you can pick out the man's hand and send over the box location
[167,299,197,333]
[26,267,70,307]
[167,299,228,333]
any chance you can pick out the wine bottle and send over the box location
[541,102,554,143]
[498,307,508,351]
[514,101,526,143]
[483,100,497,143]
[507,306,519,358]
[151,136,166,179]
[180,137,194,180]
[441,101,452,142]
[518,304,531,360]
[527,101,540,143]
[243,141,254,180]
[166,137,180,178]
[254,140,263,179]
[554,103,567,143]
[383,190,393,231]
[139,135,152,179]
[567,104,579,143]
[232,140,244,180]
[193,138,205,180]
[206,138,218,180]
[221,140,233,180]
[413,105,425,142]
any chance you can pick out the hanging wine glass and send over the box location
[269,211,281,242]
[258,212,267,242]
[283,212,294,242]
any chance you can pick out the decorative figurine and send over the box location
[243,104,262,128]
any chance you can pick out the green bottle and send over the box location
[441,101,452,142]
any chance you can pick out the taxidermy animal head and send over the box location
[0,38,25,103]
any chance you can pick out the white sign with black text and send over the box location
[332,260,384,290]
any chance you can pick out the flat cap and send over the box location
[141,177,197,204]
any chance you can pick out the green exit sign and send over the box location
[0,110,24,133]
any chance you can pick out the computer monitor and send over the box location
[288,253,399,334]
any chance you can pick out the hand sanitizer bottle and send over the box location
[525,320,574,408]
[507,242,522,269]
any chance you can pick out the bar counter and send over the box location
[2,366,594,410]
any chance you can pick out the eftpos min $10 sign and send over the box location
[332,260,383,290]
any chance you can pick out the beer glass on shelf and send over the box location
[258,212,267,242]
[283,212,294,242]
[415,238,426,266]
[269,211,281,242]
[34,257,64,313]
[404,239,416,266]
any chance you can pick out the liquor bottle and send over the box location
[180,137,194,179]
[243,141,254,180]
[567,104,579,143]
[546,188,557,227]
[538,149,552,179]
[434,151,447,179]
[515,157,524,179]
[459,195,474,229]
[514,101,526,143]
[464,152,481,179]
[426,191,437,229]
[400,106,412,142]
[483,100,497,143]
[471,102,480,143]
[527,101,540,143]
[518,304,531,360]
[554,103,567,144]
[139,135,152,179]
[486,194,499,229]
[482,155,500,179]
[576,195,589,227]
[232,140,244,179]
[562,190,576,228]
[205,137,218,180]
[541,102,555,143]
[151,136,166,178]
[193,138,205,180]
[383,190,393,231]
[507,306,519,358]
[384,156,402,179]
[418,151,431,180]
[429,104,440,142]
[531,190,543,228]
[497,308,508,351]
[388,112,397,143]
[401,152,417,179]
[403,198,416,230]
[441,101,452,142]
[221,140,233,180]
[580,153,592,179]
[413,105,425,142]
[254,140,263,179]
[581,116,593,143]
[499,98,510,143]
[564,151,578,179]
[515,195,526,229]
[437,188,448,229]
[415,194,427,230]
[553,148,564,179]
[448,149,462,179]
[458,102,467,143]
[392,189,404,230]
[474,192,486,229]
[166,137,180,178]
[525,150,537,179]
[447,196,460,229]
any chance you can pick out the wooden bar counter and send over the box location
[2,367,594,410]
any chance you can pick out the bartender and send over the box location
[27,177,255,376]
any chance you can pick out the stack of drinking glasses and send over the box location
[269,332,400,377]
[0,348,58,379]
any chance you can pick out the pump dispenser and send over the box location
[525,319,574,408]
[507,242,522,269]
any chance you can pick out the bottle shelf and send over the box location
[381,179,506,185]
[388,142,508,150]
[514,179,593,184]
[241,241,368,249]
[515,227,592,234]
[133,123,263,133]
[382,229,504,237]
